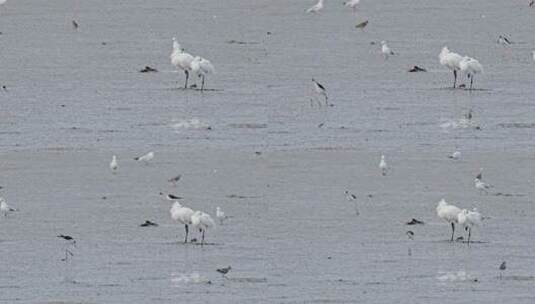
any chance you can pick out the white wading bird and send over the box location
[439,46,463,88]
[170,37,194,89]
[381,41,395,59]
[457,208,482,244]
[306,0,324,13]
[191,210,216,245]
[170,202,195,243]
[190,56,215,91]
[459,56,483,90]
[436,198,462,241]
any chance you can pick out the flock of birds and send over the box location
[170,37,215,91]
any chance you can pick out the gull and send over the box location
[134,151,154,163]
[344,190,359,215]
[459,56,483,90]
[0,198,16,217]
[110,155,118,173]
[217,266,232,277]
[170,202,194,243]
[355,20,368,30]
[379,155,388,176]
[381,41,395,59]
[439,46,463,88]
[311,78,328,105]
[474,178,492,195]
[457,208,482,244]
[343,0,360,12]
[448,150,461,160]
[190,56,215,91]
[170,37,195,89]
[216,207,227,224]
[436,198,462,242]
[191,210,216,245]
[168,174,182,186]
[306,0,324,13]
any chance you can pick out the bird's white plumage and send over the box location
[170,202,194,225]
[110,155,118,172]
[459,56,483,90]
[191,211,215,231]
[474,178,491,194]
[135,151,154,162]
[379,155,388,176]
[0,0,6,5]
[191,56,215,90]
[381,41,394,59]
[344,0,360,10]
[216,207,226,223]
[458,208,482,229]
[439,46,463,87]
[171,38,194,72]
[449,150,461,160]
[306,0,324,13]
[0,198,16,217]
[436,199,462,223]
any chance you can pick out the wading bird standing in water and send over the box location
[439,46,463,88]
[110,155,118,173]
[381,41,395,59]
[171,38,194,89]
[170,202,194,243]
[459,56,483,90]
[457,208,482,244]
[379,155,388,176]
[190,56,215,92]
[436,199,461,242]
[0,198,16,217]
[191,210,216,245]
[311,78,328,106]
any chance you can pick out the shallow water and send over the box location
[1,0,535,303]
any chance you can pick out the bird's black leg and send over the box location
[184,71,189,89]
[450,222,455,242]
[467,228,471,245]
[470,76,473,91]
[201,75,205,92]
[453,70,457,88]
[184,224,189,243]
[201,230,205,246]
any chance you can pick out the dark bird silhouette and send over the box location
[166,193,183,200]
[406,218,425,225]
[168,174,182,186]
[408,66,427,72]
[139,66,158,73]
[355,20,369,29]
[57,234,75,242]
[530,0,534,7]
[140,220,158,227]
[499,261,506,279]
[72,20,79,29]
[406,231,414,240]
[217,266,232,277]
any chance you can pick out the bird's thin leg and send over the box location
[201,75,205,91]
[201,230,205,246]
[470,76,474,91]
[467,228,471,245]
[184,71,189,89]
[450,222,455,242]
[453,70,457,88]
[184,224,189,243]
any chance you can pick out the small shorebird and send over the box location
[406,231,414,240]
[343,0,360,13]
[344,190,359,215]
[57,234,76,262]
[168,174,182,186]
[448,150,461,160]
[381,41,395,59]
[355,20,368,30]
[497,35,512,46]
[499,261,506,279]
[0,198,17,217]
[110,155,118,173]
[217,266,232,277]
[134,151,154,163]
[379,155,388,176]
[312,78,328,106]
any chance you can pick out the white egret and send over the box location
[439,46,463,88]
[459,56,483,90]
[191,56,215,91]
[170,202,195,243]
[170,37,194,89]
[457,208,482,244]
[436,198,462,241]
[191,210,216,245]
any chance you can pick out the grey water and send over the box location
[1,0,535,303]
